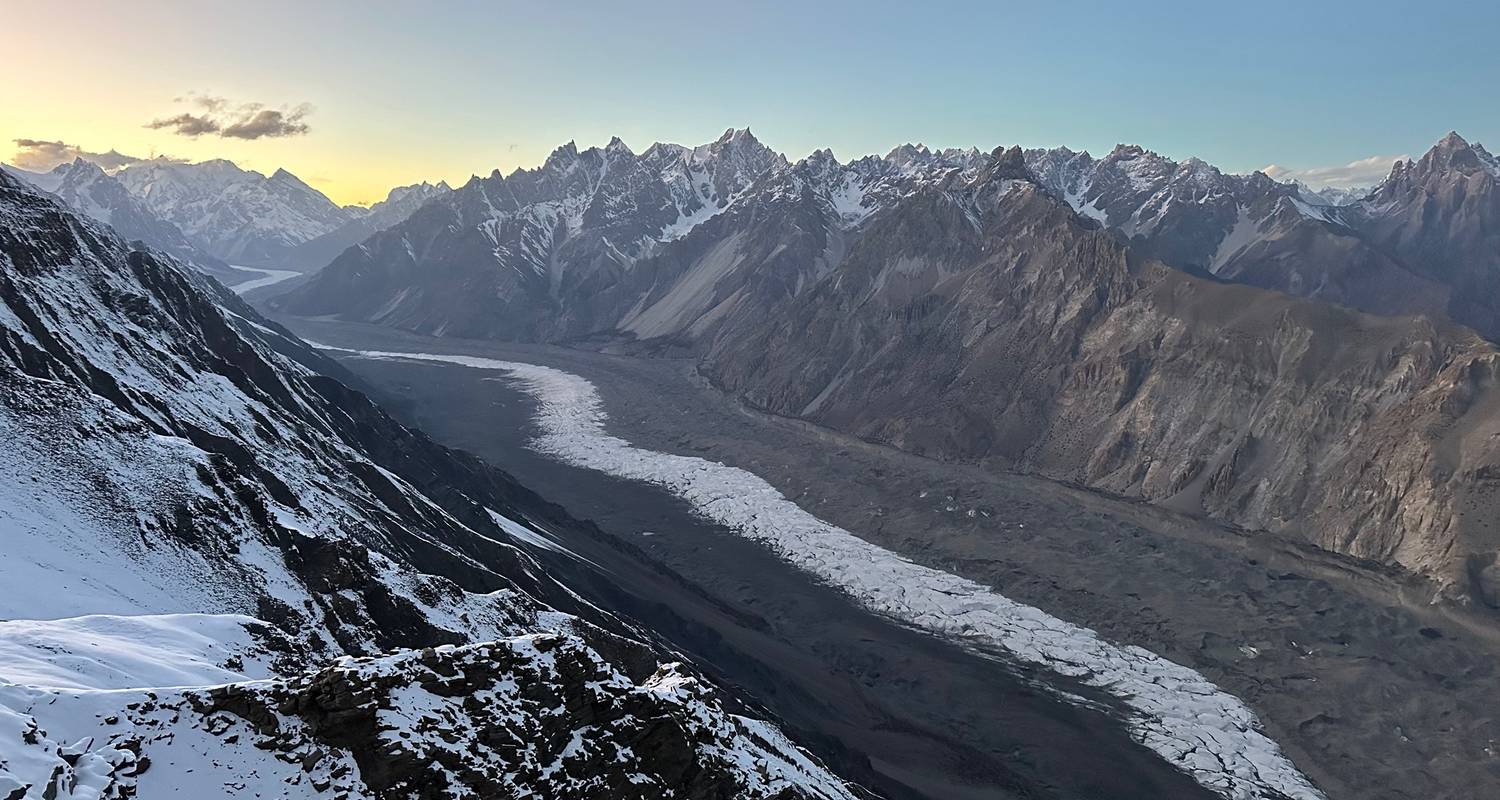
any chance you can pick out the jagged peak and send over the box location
[1411,130,1497,179]
[1177,156,1223,179]
[544,140,581,168]
[640,141,690,161]
[715,126,759,147]
[604,135,634,156]
[884,143,936,169]
[268,167,319,193]
[59,157,106,177]
[1106,143,1151,161]
[1436,130,1470,150]
[803,147,841,167]
[980,145,1033,182]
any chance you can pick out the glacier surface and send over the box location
[328,345,1327,800]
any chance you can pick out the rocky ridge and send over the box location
[276,131,1500,606]
[0,169,858,799]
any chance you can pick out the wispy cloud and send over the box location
[147,95,314,140]
[10,139,176,172]
[1260,154,1408,189]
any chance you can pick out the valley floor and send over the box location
[277,315,1500,800]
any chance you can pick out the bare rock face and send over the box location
[1352,132,1500,338]
[271,131,1500,606]
[700,166,1500,605]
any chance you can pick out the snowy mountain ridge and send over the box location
[0,158,244,282]
[0,169,858,799]
[114,158,354,265]
[277,179,453,270]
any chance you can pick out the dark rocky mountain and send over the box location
[1021,143,1450,322]
[278,128,790,339]
[278,179,452,270]
[698,149,1500,606]
[0,170,858,799]
[115,158,355,265]
[273,130,1500,607]
[1021,134,1500,339]
[1,158,249,284]
[1349,132,1500,337]
[277,130,980,342]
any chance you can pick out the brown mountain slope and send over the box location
[700,159,1500,605]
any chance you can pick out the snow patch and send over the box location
[0,614,278,690]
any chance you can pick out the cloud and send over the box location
[147,96,313,140]
[179,92,229,112]
[146,113,221,137]
[1260,154,1409,189]
[10,139,173,172]
[221,106,311,140]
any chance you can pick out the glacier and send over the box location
[329,344,1329,800]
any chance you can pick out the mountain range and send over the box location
[0,169,858,799]
[2,158,455,277]
[113,158,358,266]
[274,128,1500,608]
[1,159,248,283]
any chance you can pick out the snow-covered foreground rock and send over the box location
[0,171,858,799]
[336,347,1328,800]
[0,633,855,800]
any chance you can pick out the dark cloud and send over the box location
[221,106,312,140]
[10,139,173,172]
[147,95,313,141]
[146,113,222,137]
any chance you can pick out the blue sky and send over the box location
[5,0,1493,202]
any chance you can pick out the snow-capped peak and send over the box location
[115,157,352,263]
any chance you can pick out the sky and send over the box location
[4,0,1495,205]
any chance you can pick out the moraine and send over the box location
[303,332,1323,800]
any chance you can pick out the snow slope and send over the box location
[0,171,858,799]
[0,614,285,690]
